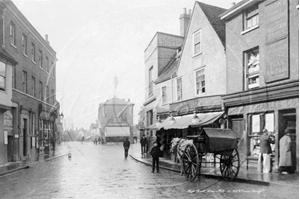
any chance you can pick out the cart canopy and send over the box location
[201,128,238,152]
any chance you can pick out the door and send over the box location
[7,136,14,162]
[23,119,27,157]
[231,118,247,163]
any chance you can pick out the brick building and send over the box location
[0,0,58,165]
[220,0,299,172]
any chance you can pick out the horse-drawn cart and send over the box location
[181,128,240,182]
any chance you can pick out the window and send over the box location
[46,57,49,73]
[176,77,182,101]
[9,22,16,46]
[161,86,167,104]
[245,4,259,30]
[51,89,55,104]
[193,30,201,56]
[31,43,36,62]
[245,48,259,90]
[12,65,16,89]
[51,62,55,78]
[22,70,27,93]
[0,62,6,91]
[39,50,43,69]
[32,76,35,97]
[249,113,275,157]
[22,34,27,55]
[195,68,205,95]
[46,85,49,103]
[148,67,153,96]
[39,81,43,100]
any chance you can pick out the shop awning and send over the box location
[146,116,180,130]
[164,112,224,130]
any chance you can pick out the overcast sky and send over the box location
[13,0,234,129]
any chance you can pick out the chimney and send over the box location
[179,8,191,37]
[45,34,49,44]
[232,2,236,7]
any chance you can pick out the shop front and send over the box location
[224,82,299,172]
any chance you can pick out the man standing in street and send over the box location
[258,129,275,173]
[150,141,161,173]
[123,137,130,159]
[140,134,147,157]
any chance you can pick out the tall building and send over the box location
[220,0,299,172]
[98,97,134,143]
[0,0,58,167]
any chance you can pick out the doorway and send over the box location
[23,118,27,157]
[278,109,296,173]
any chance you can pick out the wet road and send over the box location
[0,142,298,199]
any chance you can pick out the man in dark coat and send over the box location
[258,129,275,173]
[123,137,130,159]
[140,134,147,156]
[150,142,161,173]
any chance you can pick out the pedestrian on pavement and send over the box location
[150,141,161,173]
[258,129,275,173]
[98,136,101,145]
[123,137,130,159]
[140,134,147,157]
[278,129,293,174]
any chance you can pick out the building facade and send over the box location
[98,97,134,143]
[220,0,299,171]
[0,0,58,164]
[0,49,17,165]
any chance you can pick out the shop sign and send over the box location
[4,111,13,129]
[246,98,298,113]
[265,0,289,83]
[170,96,222,114]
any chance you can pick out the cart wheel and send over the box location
[220,148,240,181]
[182,144,199,182]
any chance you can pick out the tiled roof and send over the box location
[197,1,226,47]
[0,48,17,65]
[154,55,179,84]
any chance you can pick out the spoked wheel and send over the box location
[182,144,199,182]
[220,148,240,181]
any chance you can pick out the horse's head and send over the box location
[170,138,181,152]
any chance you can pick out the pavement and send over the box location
[128,142,299,186]
[0,141,298,187]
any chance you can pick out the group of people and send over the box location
[123,134,162,173]
[258,128,293,174]
[93,136,101,145]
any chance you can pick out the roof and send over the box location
[102,97,134,106]
[197,1,226,47]
[154,54,179,84]
[0,48,17,65]
[220,0,258,20]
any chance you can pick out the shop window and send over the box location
[176,77,182,101]
[249,113,275,157]
[0,62,6,91]
[161,86,167,105]
[245,48,259,90]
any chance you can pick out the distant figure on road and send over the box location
[140,134,147,157]
[81,136,85,144]
[150,141,161,173]
[98,136,101,145]
[123,137,130,159]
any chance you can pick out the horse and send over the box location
[170,137,193,175]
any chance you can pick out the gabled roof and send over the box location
[197,1,226,47]
[154,54,179,84]
[0,48,17,65]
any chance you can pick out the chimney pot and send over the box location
[188,9,192,15]
[232,2,236,6]
[183,8,187,14]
